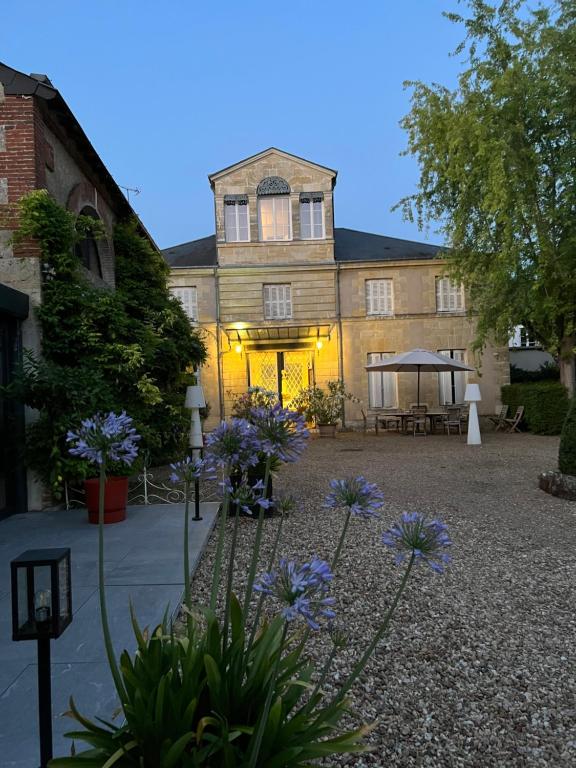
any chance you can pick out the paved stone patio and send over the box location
[0,501,218,768]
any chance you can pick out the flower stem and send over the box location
[97,462,126,703]
[332,509,352,570]
[243,456,272,619]
[247,502,285,652]
[222,500,241,648]
[300,644,338,716]
[332,554,415,706]
[248,620,289,768]
[210,467,230,611]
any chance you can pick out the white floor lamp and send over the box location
[464,383,482,446]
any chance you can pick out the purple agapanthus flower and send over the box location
[254,557,336,630]
[169,455,215,485]
[382,512,452,573]
[229,478,273,516]
[249,404,309,463]
[204,419,261,471]
[324,476,384,519]
[67,411,140,467]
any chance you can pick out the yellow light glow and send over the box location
[316,339,323,350]
[234,343,243,354]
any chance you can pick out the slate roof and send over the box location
[162,228,443,267]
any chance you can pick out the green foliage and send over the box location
[8,192,207,496]
[398,1,576,368]
[50,599,368,767]
[559,397,576,475]
[229,387,279,420]
[501,381,569,435]
[510,361,560,384]
[291,380,359,425]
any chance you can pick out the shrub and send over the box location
[559,397,576,475]
[501,382,569,435]
[510,361,560,383]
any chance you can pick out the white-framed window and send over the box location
[263,284,292,320]
[366,279,394,316]
[300,194,324,239]
[170,286,198,322]
[438,349,467,404]
[509,326,539,348]
[436,277,464,312]
[224,197,249,242]
[258,196,292,241]
[367,352,398,408]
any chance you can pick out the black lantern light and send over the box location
[11,548,72,768]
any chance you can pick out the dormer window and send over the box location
[257,176,292,241]
[224,194,249,242]
[300,192,324,239]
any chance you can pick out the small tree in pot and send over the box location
[292,379,359,437]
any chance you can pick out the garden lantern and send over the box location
[185,384,206,520]
[464,383,482,446]
[11,548,72,767]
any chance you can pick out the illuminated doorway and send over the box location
[248,350,312,407]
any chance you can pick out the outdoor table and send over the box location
[376,411,448,434]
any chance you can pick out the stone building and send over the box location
[164,148,509,430]
[0,62,148,515]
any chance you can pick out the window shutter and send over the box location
[171,287,198,322]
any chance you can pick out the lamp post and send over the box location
[11,548,72,768]
[464,383,482,446]
[185,383,206,521]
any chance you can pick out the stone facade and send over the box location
[166,148,510,430]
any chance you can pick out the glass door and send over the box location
[248,350,312,407]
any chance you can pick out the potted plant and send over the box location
[292,380,359,437]
[67,414,141,524]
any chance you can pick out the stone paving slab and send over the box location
[0,501,218,767]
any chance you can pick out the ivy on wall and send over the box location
[8,190,206,497]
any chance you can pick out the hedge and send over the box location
[500,382,570,435]
[559,397,576,475]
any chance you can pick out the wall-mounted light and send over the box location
[316,339,323,351]
[234,342,243,354]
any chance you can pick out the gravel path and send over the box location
[190,431,576,767]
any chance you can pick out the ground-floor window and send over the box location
[437,349,467,404]
[367,352,398,408]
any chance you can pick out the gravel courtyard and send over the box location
[191,431,576,767]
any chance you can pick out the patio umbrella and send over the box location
[365,348,475,407]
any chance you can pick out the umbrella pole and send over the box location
[417,366,421,407]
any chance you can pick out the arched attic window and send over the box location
[75,206,103,278]
[257,177,292,241]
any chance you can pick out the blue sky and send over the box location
[1,0,465,249]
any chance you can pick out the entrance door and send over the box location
[249,350,312,408]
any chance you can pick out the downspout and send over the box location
[214,266,225,420]
[336,262,346,428]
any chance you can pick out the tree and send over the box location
[398,0,576,394]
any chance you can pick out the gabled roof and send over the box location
[334,228,443,262]
[162,228,443,268]
[208,147,338,186]
[0,62,158,250]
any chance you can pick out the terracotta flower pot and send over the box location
[318,423,337,438]
[84,476,129,524]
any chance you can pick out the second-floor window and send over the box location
[259,197,292,241]
[366,279,393,316]
[170,286,198,322]
[224,196,249,242]
[300,193,324,239]
[263,283,292,320]
[436,277,464,312]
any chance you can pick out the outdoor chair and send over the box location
[504,405,524,433]
[444,406,463,435]
[407,405,427,436]
[489,405,509,431]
